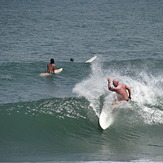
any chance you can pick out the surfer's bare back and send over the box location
[107,77,131,104]
[47,58,56,73]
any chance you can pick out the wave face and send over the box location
[0,58,163,162]
[0,97,92,143]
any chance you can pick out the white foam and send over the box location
[73,60,107,116]
[73,58,163,125]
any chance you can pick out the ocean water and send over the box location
[0,0,163,162]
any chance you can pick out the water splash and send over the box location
[73,60,107,116]
[73,58,163,126]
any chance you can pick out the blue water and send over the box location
[0,0,163,162]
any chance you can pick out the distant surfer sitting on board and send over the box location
[47,58,56,73]
[107,77,131,105]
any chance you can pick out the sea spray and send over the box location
[129,71,163,125]
[73,59,107,116]
[73,58,163,127]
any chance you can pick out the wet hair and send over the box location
[70,58,74,62]
[50,58,55,64]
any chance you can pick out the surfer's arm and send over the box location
[108,81,112,90]
[52,64,56,73]
[47,64,49,73]
[125,85,131,99]
[108,85,116,91]
[107,78,116,91]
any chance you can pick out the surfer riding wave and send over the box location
[107,77,131,105]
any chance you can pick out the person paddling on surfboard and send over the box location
[107,77,131,105]
[47,58,56,73]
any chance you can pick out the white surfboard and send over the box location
[40,68,63,77]
[99,109,115,130]
[85,56,97,63]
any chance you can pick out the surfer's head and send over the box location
[50,58,55,64]
[70,58,74,62]
[113,79,119,87]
